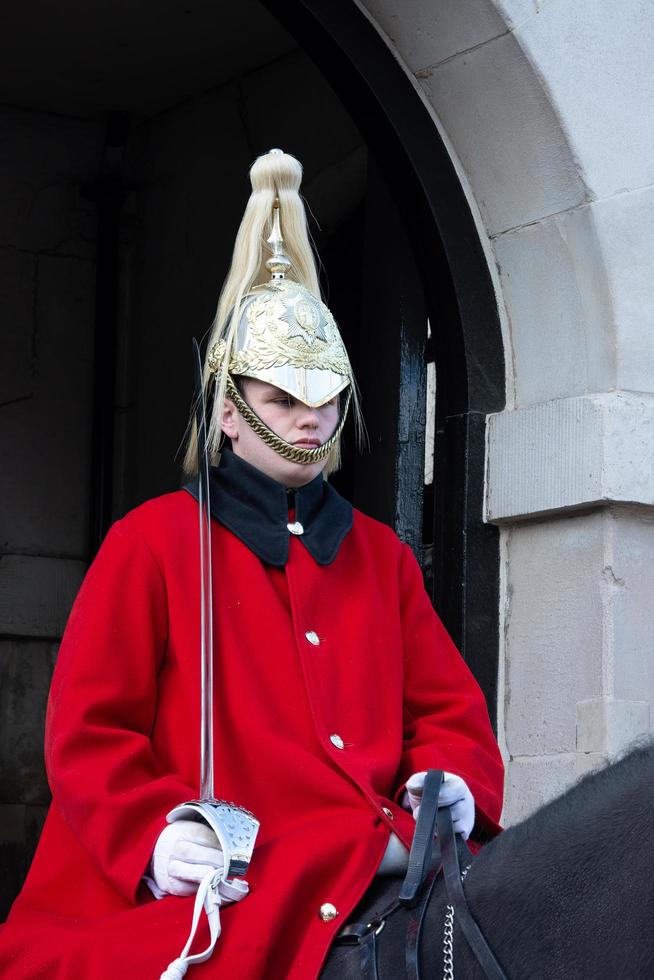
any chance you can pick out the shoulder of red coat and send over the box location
[109,490,194,543]
[349,509,423,577]
[351,508,404,551]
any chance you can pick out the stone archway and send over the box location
[354,0,654,823]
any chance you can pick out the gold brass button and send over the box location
[287,521,304,535]
[305,630,320,646]
[330,734,345,750]
[382,806,394,820]
[319,903,339,922]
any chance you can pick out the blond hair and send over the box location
[183,149,362,477]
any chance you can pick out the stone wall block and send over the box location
[487,393,654,523]
[361,0,507,73]
[0,556,85,637]
[593,185,654,394]
[503,513,604,758]
[503,752,577,826]
[576,697,651,758]
[574,751,610,780]
[418,30,586,236]
[493,0,541,28]
[515,0,654,200]
[492,205,615,406]
[0,640,57,805]
[605,508,654,704]
[602,395,654,506]
[488,396,601,521]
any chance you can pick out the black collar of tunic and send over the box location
[183,448,353,567]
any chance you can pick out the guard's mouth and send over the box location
[293,438,321,448]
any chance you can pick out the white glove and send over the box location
[403,771,475,840]
[150,820,226,897]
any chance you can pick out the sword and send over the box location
[166,338,259,879]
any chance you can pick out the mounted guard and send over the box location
[0,148,504,980]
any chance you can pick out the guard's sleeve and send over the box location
[45,517,196,902]
[393,543,504,841]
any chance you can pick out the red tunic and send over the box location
[0,490,503,979]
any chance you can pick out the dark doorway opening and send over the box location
[262,1,506,713]
[0,0,505,919]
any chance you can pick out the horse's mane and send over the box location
[463,741,654,979]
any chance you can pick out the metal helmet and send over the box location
[208,205,353,465]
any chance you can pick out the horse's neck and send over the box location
[461,747,654,978]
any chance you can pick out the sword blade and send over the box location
[193,337,215,802]
[166,340,259,882]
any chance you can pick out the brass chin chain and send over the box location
[226,376,352,465]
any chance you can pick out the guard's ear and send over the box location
[221,398,239,440]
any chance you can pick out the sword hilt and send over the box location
[167,799,260,879]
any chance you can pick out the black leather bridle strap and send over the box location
[359,928,380,980]
[437,805,509,980]
[398,769,443,908]
[404,864,439,980]
[399,769,444,980]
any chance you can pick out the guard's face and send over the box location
[221,379,339,487]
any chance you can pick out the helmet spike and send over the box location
[265,204,292,282]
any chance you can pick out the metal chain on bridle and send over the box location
[443,904,455,980]
[442,865,470,980]
[434,782,508,980]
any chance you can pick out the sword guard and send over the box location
[167,799,260,878]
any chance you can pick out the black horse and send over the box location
[322,742,654,980]
[458,741,654,979]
